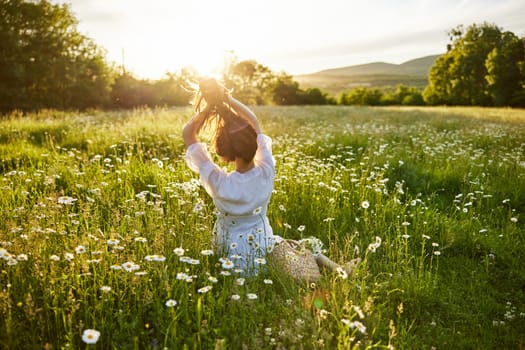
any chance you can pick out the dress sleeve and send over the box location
[254,134,275,175]
[185,143,218,181]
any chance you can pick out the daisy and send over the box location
[200,249,214,256]
[58,196,77,205]
[122,261,140,272]
[75,245,87,254]
[247,293,258,300]
[255,258,267,265]
[165,299,177,307]
[107,239,120,245]
[50,255,60,261]
[173,247,185,256]
[176,272,189,280]
[252,207,262,215]
[361,200,370,209]
[222,259,234,269]
[100,286,111,293]
[231,294,241,301]
[82,329,100,344]
[198,286,212,294]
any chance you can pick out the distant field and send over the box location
[1,106,524,349]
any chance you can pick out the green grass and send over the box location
[1,106,524,349]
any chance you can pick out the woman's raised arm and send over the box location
[226,96,262,134]
[182,109,210,146]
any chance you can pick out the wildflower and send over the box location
[50,255,60,261]
[255,257,266,265]
[235,278,245,286]
[220,270,232,276]
[100,286,111,293]
[134,271,147,276]
[82,329,101,344]
[122,261,140,272]
[222,259,234,269]
[110,265,122,270]
[64,253,74,261]
[432,242,439,247]
[263,279,273,285]
[75,245,87,254]
[193,201,204,213]
[401,221,410,226]
[16,254,28,261]
[265,327,272,336]
[342,319,367,334]
[367,236,382,253]
[401,234,410,239]
[297,225,306,232]
[422,234,431,240]
[200,249,214,256]
[208,276,218,283]
[252,207,262,215]
[511,217,518,223]
[353,305,365,319]
[336,266,348,279]
[247,293,258,300]
[173,247,185,256]
[433,251,441,256]
[58,196,77,205]
[165,299,177,307]
[361,200,370,209]
[107,239,120,245]
[176,272,189,280]
[145,255,166,262]
[198,286,212,294]
[231,294,241,301]
[134,237,147,243]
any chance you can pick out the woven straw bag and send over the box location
[269,240,321,283]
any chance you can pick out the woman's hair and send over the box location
[193,79,257,163]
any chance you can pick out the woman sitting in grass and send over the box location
[182,78,359,278]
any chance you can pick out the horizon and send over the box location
[52,0,525,79]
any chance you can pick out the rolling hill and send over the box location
[294,54,441,95]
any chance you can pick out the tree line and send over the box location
[1,0,524,113]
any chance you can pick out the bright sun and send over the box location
[122,2,248,80]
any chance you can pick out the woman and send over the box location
[183,78,278,274]
[182,78,359,277]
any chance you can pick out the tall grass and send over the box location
[0,106,524,349]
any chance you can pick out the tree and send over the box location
[339,88,382,106]
[424,23,525,106]
[485,33,525,106]
[0,0,113,112]
[271,74,303,105]
[222,59,276,105]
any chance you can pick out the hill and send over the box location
[294,54,441,95]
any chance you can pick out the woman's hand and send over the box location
[199,78,226,108]
[183,109,210,147]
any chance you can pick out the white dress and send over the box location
[185,134,280,274]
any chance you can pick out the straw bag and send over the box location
[269,240,321,283]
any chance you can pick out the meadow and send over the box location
[0,105,524,349]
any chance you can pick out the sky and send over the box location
[52,0,525,79]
